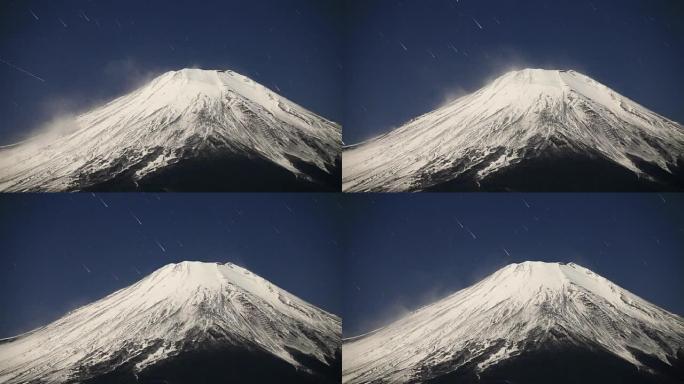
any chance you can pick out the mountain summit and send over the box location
[0,68,341,192]
[342,261,684,384]
[0,261,341,383]
[343,68,684,192]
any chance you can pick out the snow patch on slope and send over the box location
[0,68,341,191]
[0,261,341,384]
[342,261,684,383]
[343,69,684,192]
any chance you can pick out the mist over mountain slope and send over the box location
[0,68,341,192]
[342,261,684,384]
[0,261,341,384]
[343,69,684,192]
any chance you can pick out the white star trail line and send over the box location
[0,58,45,82]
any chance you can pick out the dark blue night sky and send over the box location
[3,0,682,145]
[0,0,343,145]
[0,193,343,338]
[342,193,684,337]
[343,0,684,144]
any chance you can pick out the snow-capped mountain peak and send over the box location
[465,69,644,121]
[459,262,656,320]
[133,69,312,124]
[0,68,341,191]
[0,261,341,384]
[342,261,684,383]
[343,68,684,192]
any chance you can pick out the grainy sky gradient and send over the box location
[3,0,682,145]
[342,193,684,337]
[0,193,343,338]
[343,0,684,144]
[0,0,343,145]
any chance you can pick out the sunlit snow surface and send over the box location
[342,261,684,384]
[0,261,341,384]
[342,69,684,192]
[0,68,341,191]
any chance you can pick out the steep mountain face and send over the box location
[343,69,684,192]
[0,68,341,192]
[0,261,341,384]
[342,261,684,384]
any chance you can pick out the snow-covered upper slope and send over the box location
[343,69,684,191]
[342,261,684,384]
[0,68,341,191]
[0,261,341,384]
